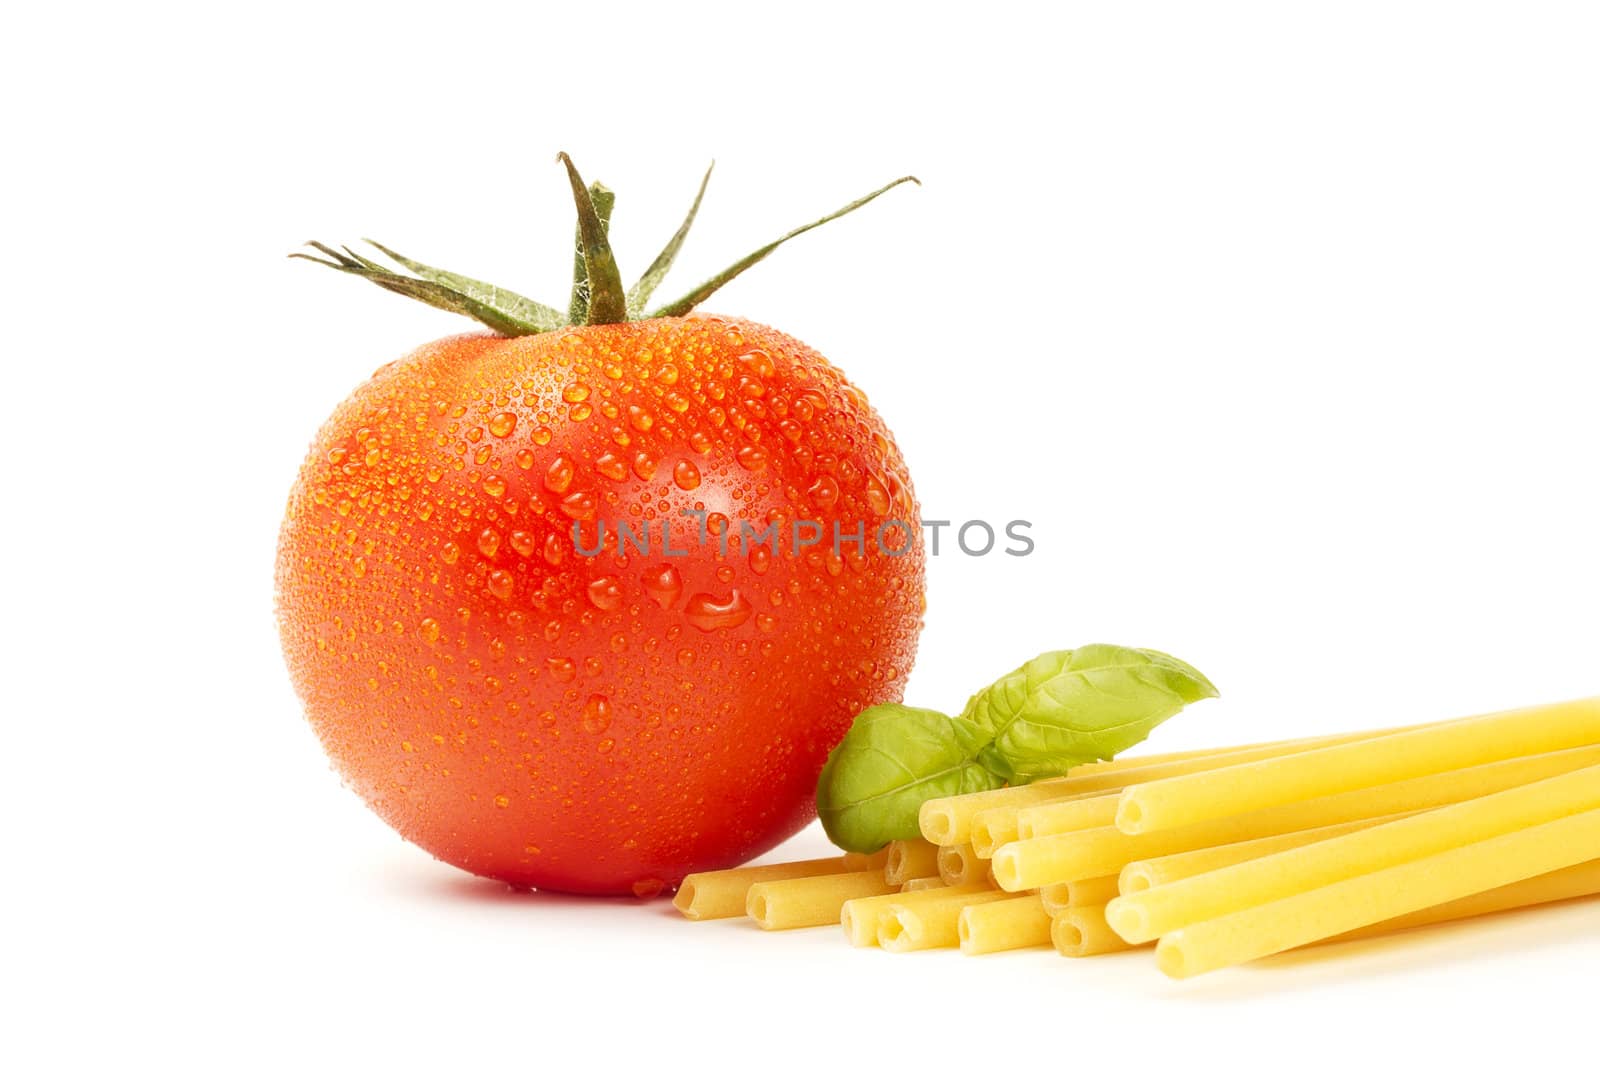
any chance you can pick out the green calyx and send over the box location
[293,153,919,335]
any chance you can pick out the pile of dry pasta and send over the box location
[673,697,1600,978]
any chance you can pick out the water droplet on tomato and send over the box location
[420,617,441,643]
[688,431,713,455]
[655,364,679,386]
[595,453,628,481]
[865,475,891,516]
[559,492,596,521]
[627,406,653,432]
[739,348,776,379]
[509,529,536,557]
[515,449,536,470]
[489,412,517,438]
[562,383,590,403]
[482,474,508,498]
[640,563,683,609]
[631,452,657,480]
[544,455,575,493]
[582,694,612,733]
[494,794,510,808]
[487,569,514,599]
[736,446,767,472]
[351,556,367,578]
[685,588,754,632]
[808,475,840,511]
[547,657,577,683]
[673,460,701,490]
[569,402,593,421]
[477,527,501,557]
[543,531,566,565]
[631,877,665,899]
[586,576,623,611]
[441,542,461,564]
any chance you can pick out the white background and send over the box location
[5,1,1596,1063]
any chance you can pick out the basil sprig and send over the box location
[816,644,1219,852]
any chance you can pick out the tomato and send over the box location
[276,315,925,894]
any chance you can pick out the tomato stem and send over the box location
[648,175,919,318]
[561,156,622,325]
[294,156,917,335]
[627,162,714,317]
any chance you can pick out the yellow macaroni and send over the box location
[841,884,985,947]
[674,856,855,920]
[937,843,991,887]
[1040,875,1123,915]
[841,845,892,872]
[1117,815,1404,895]
[1108,763,1600,943]
[746,869,893,931]
[1064,723,1432,778]
[971,786,1119,856]
[901,876,947,893]
[1013,792,1122,842]
[1118,697,1600,835]
[918,778,1091,847]
[1324,858,1600,944]
[959,896,1053,955]
[885,838,941,886]
[1156,806,1600,978]
[993,745,1600,891]
[879,889,1013,952]
[1051,906,1135,957]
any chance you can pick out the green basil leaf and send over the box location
[816,704,1006,853]
[961,644,1219,783]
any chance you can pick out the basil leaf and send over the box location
[816,704,1006,853]
[962,644,1219,783]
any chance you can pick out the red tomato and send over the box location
[276,316,925,894]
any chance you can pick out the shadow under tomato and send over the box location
[393,863,680,914]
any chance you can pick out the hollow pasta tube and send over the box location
[1108,763,1600,944]
[901,876,947,893]
[1155,806,1600,978]
[937,843,991,887]
[1051,906,1136,957]
[1321,858,1600,944]
[925,723,1434,849]
[841,845,892,872]
[746,870,892,931]
[1040,876,1123,915]
[841,884,987,947]
[1014,793,1124,842]
[879,889,1013,952]
[1117,815,1405,895]
[959,895,1053,955]
[674,856,856,920]
[1118,697,1600,835]
[885,838,941,886]
[994,745,1600,890]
